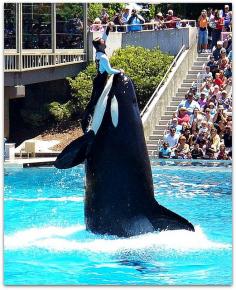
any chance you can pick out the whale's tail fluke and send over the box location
[150,202,195,232]
[54,130,95,169]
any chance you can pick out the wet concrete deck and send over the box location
[4,157,57,168]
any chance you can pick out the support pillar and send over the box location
[4,86,25,138]
[4,95,10,139]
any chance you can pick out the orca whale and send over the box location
[54,74,195,237]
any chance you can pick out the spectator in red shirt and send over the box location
[165,10,181,28]
[214,73,225,89]
[214,73,223,87]
[212,10,224,48]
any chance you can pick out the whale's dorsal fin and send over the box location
[91,75,114,134]
[111,95,119,127]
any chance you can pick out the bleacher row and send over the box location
[159,33,232,160]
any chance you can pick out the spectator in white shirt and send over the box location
[178,92,200,115]
[164,127,179,150]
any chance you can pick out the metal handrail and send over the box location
[140,44,186,117]
[4,51,86,72]
[90,19,197,33]
[196,62,207,93]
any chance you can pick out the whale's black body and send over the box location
[55,74,194,237]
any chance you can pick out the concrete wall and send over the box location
[88,27,198,60]
[141,41,198,140]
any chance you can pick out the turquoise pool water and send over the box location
[4,163,232,285]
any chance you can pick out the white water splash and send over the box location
[5,224,85,249]
[5,196,84,202]
[5,225,231,253]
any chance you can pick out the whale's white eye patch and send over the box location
[111,95,119,128]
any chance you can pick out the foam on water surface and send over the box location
[5,225,230,253]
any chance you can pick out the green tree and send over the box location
[109,46,173,108]
[103,3,125,18]
[22,46,174,125]
[66,46,173,117]
[56,3,83,20]
[87,3,103,23]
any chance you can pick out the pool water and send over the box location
[4,163,232,285]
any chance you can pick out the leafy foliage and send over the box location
[68,46,173,113]
[87,3,103,23]
[67,63,97,112]
[103,3,125,18]
[20,46,173,126]
[110,46,173,108]
[56,3,83,20]
[47,101,72,122]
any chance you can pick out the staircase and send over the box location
[146,52,211,156]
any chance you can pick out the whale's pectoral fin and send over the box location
[150,203,195,232]
[54,130,95,169]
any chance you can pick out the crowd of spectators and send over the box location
[198,5,232,53]
[90,6,189,33]
[160,27,232,160]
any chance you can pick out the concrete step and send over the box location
[172,97,184,103]
[166,105,178,112]
[161,114,172,120]
[153,128,169,135]
[146,142,163,150]
[174,93,186,99]
[154,124,168,131]
[198,52,211,57]
[188,71,199,75]
[153,129,165,135]
[149,134,164,141]
[170,100,180,106]
[181,83,193,88]
[194,60,207,66]
[164,110,175,116]
[147,146,156,151]
[147,144,159,150]
[191,65,204,70]
[158,120,169,126]
[148,150,158,156]
[177,87,189,93]
[183,79,195,84]
[196,56,209,62]
[189,68,202,73]
[186,75,198,81]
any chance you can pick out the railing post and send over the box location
[52,3,56,65]
[83,3,88,62]
[16,3,22,70]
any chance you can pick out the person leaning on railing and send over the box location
[150,12,164,30]
[165,10,181,29]
[113,13,125,32]
[90,18,104,32]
